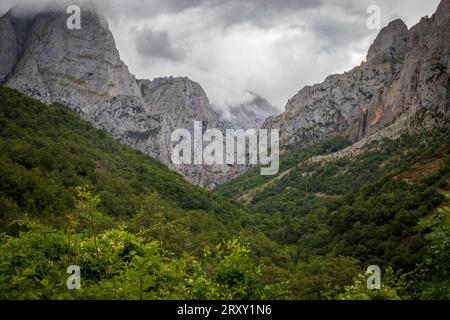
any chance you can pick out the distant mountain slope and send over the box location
[0,6,229,188]
[263,0,450,151]
[219,95,279,130]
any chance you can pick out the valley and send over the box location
[0,0,449,301]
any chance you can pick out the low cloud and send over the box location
[135,27,184,61]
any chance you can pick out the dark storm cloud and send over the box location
[135,27,184,61]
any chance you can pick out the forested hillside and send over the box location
[216,127,450,298]
[0,87,290,298]
[0,86,244,241]
[0,88,448,299]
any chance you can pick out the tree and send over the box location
[75,185,106,260]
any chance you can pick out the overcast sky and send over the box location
[0,0,441,115]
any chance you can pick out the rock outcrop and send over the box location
[263,0,450,151]
[0,5,230,188]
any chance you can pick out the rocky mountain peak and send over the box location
[5,7,141,103]
[139,76,213,114]
[366,19,408,62]
[435,0,450,24]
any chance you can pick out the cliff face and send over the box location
[0,6,229,188]
[94,77,230,188]
[263,0,450,151]
[2,9,141,103]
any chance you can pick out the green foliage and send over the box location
[0,222,285,299]
[290,255,362,300]
[334,267,402,300]
[203,239,261,299]
[1,87,449,300]
[0,87,244,228]
[215,137,351,198]
[420,192,450,277]
[0,203,282,299]
[218,127,450,299]
[416,192,450,298]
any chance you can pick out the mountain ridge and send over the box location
[263,0,450,152]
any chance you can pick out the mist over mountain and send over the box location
[219,94,280,130]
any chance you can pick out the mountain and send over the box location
[0,87,246,252]
[1,2,450,300]
[0,6,230,188]
[263,0,450,151]
[219,95,279,130]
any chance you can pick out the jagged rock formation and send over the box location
[263,0,450,151]
[0,6,230,188]
[219,95,279,130]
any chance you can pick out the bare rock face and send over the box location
[0,6,229,188]
[366,19,409,62]
[0,10,31,84]
[94,77,231,187]
[0,12,19,83]
[5,9,141,104]
[263,0,450,151]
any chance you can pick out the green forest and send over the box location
[0,87,449,299]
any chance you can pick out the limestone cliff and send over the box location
[263,0,450,151]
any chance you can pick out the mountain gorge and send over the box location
[2,1,449,187]
[1,86,449,299]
